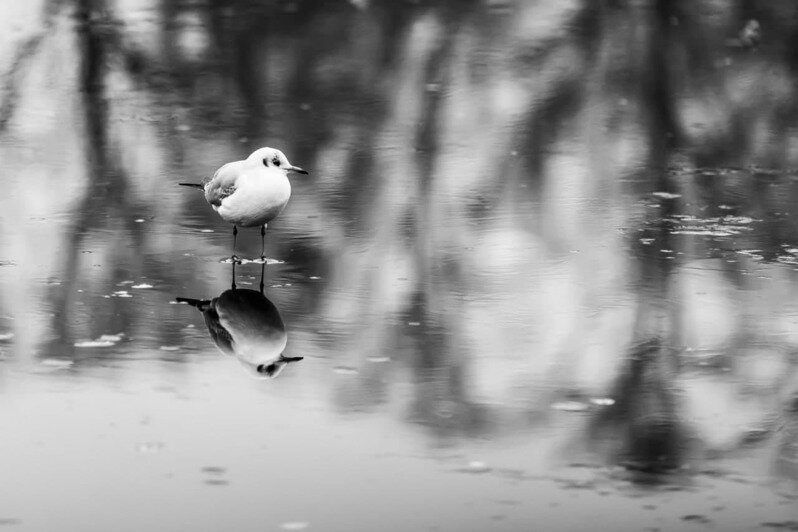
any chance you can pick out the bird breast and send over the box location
[216,169,291,227]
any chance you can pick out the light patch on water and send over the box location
[132,283,153,289]
[457,461,492,474]
[280,522,309,531]
[40,359,74,368]
[550,401,589,412]
[0,333,14,340]
[136,442,164,454]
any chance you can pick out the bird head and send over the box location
[247,147,308,174]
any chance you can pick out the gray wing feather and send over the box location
[204,161,244,206]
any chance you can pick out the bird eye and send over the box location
[272,157,281,166]
[262,158,268,167]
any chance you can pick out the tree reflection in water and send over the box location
[0,0,798,483]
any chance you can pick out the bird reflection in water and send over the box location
[176,262,303,378]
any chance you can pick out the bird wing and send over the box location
[204,161,246,207]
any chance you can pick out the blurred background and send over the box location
[1,0,798,530]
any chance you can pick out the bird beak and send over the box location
[288,166,308,175]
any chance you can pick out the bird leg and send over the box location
[260,224,267,260]
[231,225,239,263]
[232,260,237,290]
[259,260,265,294]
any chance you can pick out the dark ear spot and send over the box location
[256,364,266,373]
[272,157,281,167]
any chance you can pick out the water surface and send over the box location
[1,1,798,530]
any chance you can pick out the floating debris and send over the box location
[74,340,115,348]
[75,333,124,348]
[652,192,682,199]
[589,397,615,406]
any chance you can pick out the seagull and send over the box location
[180,147,308,260]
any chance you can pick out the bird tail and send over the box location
[176,297,211,310]
[178,183,204,189]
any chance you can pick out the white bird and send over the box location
[180,147,308,260]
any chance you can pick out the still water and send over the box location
[1,0,798,530]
